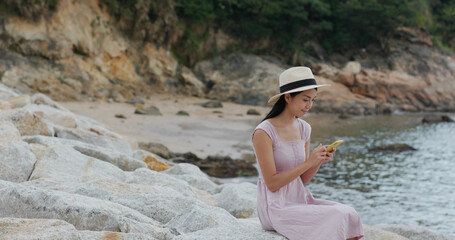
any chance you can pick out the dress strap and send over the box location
[252,120,278,145]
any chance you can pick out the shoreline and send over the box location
[59,94,270,160]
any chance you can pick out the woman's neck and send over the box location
[273,108,296,127]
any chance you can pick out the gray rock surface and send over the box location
[54,125,132,156]
[28,143,126,183]
[0,180,173,239]
[164,163,220,194]
[0,108,53,136]
[0,122,36,182]
[0,218,81,240]
[0,83,20,100]
[363,225,409,240]
[214,182,257,218]
[23,103,77,128]
[23,135,146,171]
[173,218,286,240]
[78,231,158,240]
[165,203,237,234]
[376,224,455,240]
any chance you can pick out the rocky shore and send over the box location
[1,85,455,239]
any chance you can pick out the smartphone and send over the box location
[326,140,344,152]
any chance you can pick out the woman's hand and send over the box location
[322,146,336,163]
[307,144,328,167]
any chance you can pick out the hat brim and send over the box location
[267,84,331,103]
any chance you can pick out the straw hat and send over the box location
[268,67,330,103]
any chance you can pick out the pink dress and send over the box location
[253,119,364,240]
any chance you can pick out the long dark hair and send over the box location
[262,89,317,122]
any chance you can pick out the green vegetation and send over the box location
[0,0,58,21]
[1,0,453,64]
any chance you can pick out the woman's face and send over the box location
[285,89,317,117]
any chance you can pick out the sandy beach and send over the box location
[60,94,270,160]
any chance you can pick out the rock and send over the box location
[199,101,223,108]
[165,204,238,234]
[376,224,455,240]
[125,168,200,199]
[141,43,178,86]
[53,125,133,157]
[343,61,362,74]
[144,155,171,172]
[363,225,409,240]
[28,143,126,183]
[0,83,20,100]
[23,135,145,171]
[173,218,286,240]
[0,122,37,183]
[133,149,174,167]
[2,94,31,109]
[176,110,189,116]
[31,93,70,112]
[338,112,352,119]
[0,108,53,136]
[115,113,127,119]
[177,66,206,97]
[135,106,162,115]
[0,218,81,240]
[422,115,454,123]
[368,144,417,152]
[0,180,173,239]
[78,231,158,240]
[214,182,257,218]
[310,76,377,115]
[125,98,145,105]
[0,141,36,183]
[337,71,355,87]
[72,114,125,140]
[138,142,171,159]
[23,103,77,128]
[246,109,261,116]
[0,121,21,142]
[194,53,285,106]
[199,155,258,178]
[27,177,202,225]
[165,163,220,194]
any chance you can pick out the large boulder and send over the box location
[194,53,285,106]
[25,177,203,225]
[0,180,173,239]
[214,182,257,218]
[0,108,53,136]
[165,203,238,234]
[174,218,286,240]
[0,122,36,182]
[164,163,220,194]
[23,103,77,128]
[23,135,146,171]
[0,218,81,240]
[0,83,20,100]
[28,143,126,183]
[53,125,133,156]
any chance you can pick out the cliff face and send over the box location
[0,0,181,101]
[0,0,454,114]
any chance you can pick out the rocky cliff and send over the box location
[1,0,454,115]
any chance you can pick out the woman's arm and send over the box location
[253,130,325,192]
[300,138,335,184]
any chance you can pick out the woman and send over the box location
[252,67,364,240]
